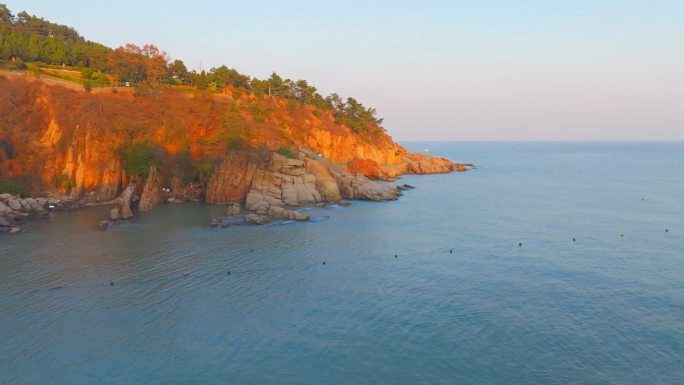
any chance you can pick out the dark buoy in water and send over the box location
[110,282,114,286]
[227,271,231,275]
[394,254,398,258]
[518,242,522,247]
[449,249,453,254]
[323,261,326,265]
[250,249,254,253]
[573,238,576,242]
[665,229,669,233]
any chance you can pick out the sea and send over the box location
[1,142,682,385]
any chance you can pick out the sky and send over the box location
[6,0,684,141]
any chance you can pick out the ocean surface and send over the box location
[1,142,683,385]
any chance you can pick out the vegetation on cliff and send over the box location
[0,74,405,196]
[0,4,383,132]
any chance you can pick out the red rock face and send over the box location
[0,75,467,204]
[346,158,385,180]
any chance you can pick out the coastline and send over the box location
[1,149,472,233]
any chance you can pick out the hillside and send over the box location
[0,73,463,209]
[0,4,466,225]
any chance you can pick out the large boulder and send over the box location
[7,199,22,211]
[0,201,11,215]
[24,198,41,211]
[36,198,48,208]
[267,206,289,219]
[19,199,31,211]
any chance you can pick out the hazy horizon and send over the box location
[7,0,684,141]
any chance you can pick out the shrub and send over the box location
[0,178,28,196]
[52,173,76,190]
[193,160,214,175]
[118,142,161,176]
[276,146,297,159]
[249,105,266,123]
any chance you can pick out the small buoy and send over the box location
[394,254,398,258]
[620,233,624,237]
[250,249,254,253]
[227,271,231,275]
[449,249,453,254]
[110,282,114,286]
[518,242,522,247]
[572,238,576,242]
[323,261,326,265]
[665,229,669,233]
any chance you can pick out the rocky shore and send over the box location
[1,148,471,234]
[0,192,102,234]
[98,149,470,229]
[1,76,473,233]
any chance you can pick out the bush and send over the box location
[0,178,28,196]
[229,138,242,150]
[276,146,297,159]
[118,142,161,176]
[249,105,266,123]
[12,58,27,70]
[52,173,75,190]
[192,160,214,176]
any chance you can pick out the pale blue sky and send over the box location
[6,0,684,140]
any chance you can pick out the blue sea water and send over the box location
[1,142,683,385]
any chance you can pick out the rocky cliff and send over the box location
[0,74,468,221]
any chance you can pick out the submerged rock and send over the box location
[98,220,110,231]
[109,206,121,221]
[293,212,309,221]
[226,202,241,216]
[9,226,22,234]
[245,213,271,225]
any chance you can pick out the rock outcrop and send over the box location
[245,153,322,211]
[118,184,135,219]
[1,75,472,228]
[138,167,162,211]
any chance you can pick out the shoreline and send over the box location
[1,154,471,234]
